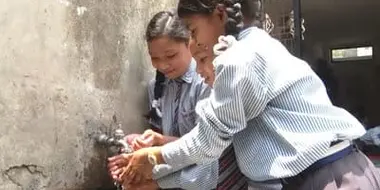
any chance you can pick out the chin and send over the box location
[205,79,214,87]
[166,73,181,80]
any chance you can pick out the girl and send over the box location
[114,10,247,190]
[109,0,380,189]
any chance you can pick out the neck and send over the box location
[243,18,260,28]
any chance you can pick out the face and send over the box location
[148,36,192,79]
[184,7,226,86]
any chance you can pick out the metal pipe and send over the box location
[293,0,302,57]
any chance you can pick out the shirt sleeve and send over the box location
[155,161,219,190]
[196,79,212,102]
[161,50,270,167]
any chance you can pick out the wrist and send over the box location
[154,133,165,146]
[152,180,159,189]
[148,147,165,165]
[154,147,165,164]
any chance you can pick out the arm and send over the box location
[154,160,219,190]
[151,76,217,189]
[123,161,219,190]
[158,136,179,145]
[159,51,270,167]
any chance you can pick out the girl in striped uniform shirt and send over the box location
[110,10,247,189]
[109,0,380,189]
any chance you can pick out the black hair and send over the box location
[177,0,263,36]
[145,10,190,125]
[145,10,190,43]
[145,70,165,124]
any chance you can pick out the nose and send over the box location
[156,61,170,71]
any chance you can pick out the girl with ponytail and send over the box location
[110,0,379,189]
[113,10,247,189]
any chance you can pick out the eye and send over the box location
[167,53,177,59]
[191,29,196,38]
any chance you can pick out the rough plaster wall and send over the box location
[0,0,177,189]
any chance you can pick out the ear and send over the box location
[214,4,226,22]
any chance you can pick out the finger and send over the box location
[108,165,120,174]
[111,168,123,176]
[108,154,131,166]
[131,142,139,151]
[124,134,142,144]
[110,168,124,181]
[123,165,136,184]
[112,173,124,182]
[135,138,149,148]
[142,135,155,145]
[140,130,153,140]
[107,159,126,168]
[132,139,143,150]
[108,154,124,162]
[107,163,119,171]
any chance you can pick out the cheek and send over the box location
[189,39,197,55]
[204,20,223,41]
[170,57,187,71]
[151,60,159,69]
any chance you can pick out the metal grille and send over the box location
[262,0,296,54]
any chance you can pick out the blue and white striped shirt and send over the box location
[161,27,366,182]
[148,61,220,189]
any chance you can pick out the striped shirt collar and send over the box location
[237,27,257,40]
[166,58,196,84]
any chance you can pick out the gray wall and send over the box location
[0,0,177,189]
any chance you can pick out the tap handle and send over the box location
[95,134,109,145]
[114,126,125,141]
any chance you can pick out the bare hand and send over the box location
[109,147,162,184]
[107,153,130,182]
[108,154,146,184]
[123,134,142,145]
[131,129,163,150]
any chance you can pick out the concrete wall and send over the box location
[0,0,177,189]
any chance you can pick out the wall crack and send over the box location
[3,164,50,189]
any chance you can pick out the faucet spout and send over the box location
[94,126,133,190]
[116,139,133,153]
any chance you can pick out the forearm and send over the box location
[155,161,219,190]
[156,118,233,168]
[155,58,269,168]
[158,135,179,145]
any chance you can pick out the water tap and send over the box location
[95,124,133,190]
[95,125,133,155]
